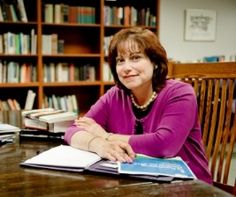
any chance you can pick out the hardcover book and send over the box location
[118,155,196,179]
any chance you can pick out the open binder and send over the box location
[20,145,196,183]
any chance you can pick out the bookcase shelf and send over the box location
[0,0,160,116]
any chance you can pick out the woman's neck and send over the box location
[130,85,157,111]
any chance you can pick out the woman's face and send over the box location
[115,41,154,91]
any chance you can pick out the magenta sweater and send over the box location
[64,79,212,184]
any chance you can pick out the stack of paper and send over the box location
[0,123,20,145]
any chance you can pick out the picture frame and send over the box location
[184,9,217,41]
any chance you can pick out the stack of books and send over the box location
[21,145,196,183]
[0,123,20,145]
[21,108,77,139]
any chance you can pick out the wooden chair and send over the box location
[168,62,236,195]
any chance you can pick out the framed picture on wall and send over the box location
[184,9,216,41]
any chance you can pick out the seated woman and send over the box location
[64,27,212,184]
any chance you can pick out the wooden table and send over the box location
[0,138,233,196]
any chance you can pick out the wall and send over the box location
[159,0,236,62]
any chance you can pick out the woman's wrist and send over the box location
[105,133,113,141]
[87,136,101,151]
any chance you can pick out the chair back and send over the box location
[168,62,236,185]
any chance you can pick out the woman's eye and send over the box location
[116,58,124,64]
[131,55,141,61]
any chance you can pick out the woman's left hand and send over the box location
[75,117,108,138]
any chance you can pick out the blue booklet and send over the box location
[118,155,196,180]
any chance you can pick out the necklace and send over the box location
[130,91,157,111]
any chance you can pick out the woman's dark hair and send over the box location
[108,27,168,93]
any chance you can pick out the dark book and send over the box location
[0,0,9,21]
[19,129,64,141]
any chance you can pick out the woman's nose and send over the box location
[123,63,132,73]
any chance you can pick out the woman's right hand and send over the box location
[89,137,135,163]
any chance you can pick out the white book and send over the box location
[13,99,21,110]
[0,35,3,54]
[49,62,56,82]
[52,94,59,109]
[39,111,77,123]
[0,123,20,133]
[49,120,74,133]
[26,109,63,119]
[71,94,78,113]
[7,61,15,82]
[30,29,37,55]
[24,90,36,110]
[42,35,52,55]
[23,117,73,133]
[56,63,69,82]
[0,61,2,83]
[5,32,16,54]
[21,145,101,169]
[44,4,54,23]
[54,4,61,24]
[10,4,18,22]
[0,5,3,21]
[17,0,28,22]
[22,108,55,116]
[66,95,73,112]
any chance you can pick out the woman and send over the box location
[64,27,212,184]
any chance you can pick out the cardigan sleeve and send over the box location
[64,87,114,144]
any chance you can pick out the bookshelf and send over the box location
[0,0,160,122]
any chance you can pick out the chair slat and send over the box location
[202,80,213,148]
[212,79,227,182]
[198,79,206,127]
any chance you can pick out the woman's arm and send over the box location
[69,119,135,163]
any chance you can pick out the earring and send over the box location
[154,65,158,69]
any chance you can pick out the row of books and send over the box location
[104,6,156,27]
[43,94,79,114]
[0,61,37,83]
[0,99,21,111]
[202,55,226,63]
[0,89,35,112]
[44,4,96,24]
[0,60,111,83]
[0,29,37,55]
[43,62,96,82]
[42,34,64,55]
[0,92,79,114]
[0,0,27,22]
[0,110,22,127]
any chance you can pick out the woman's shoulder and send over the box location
[101,85,128,101]
[104,85,124,96]
[161,79,195,95]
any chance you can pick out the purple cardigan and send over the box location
[64,79,212,184]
